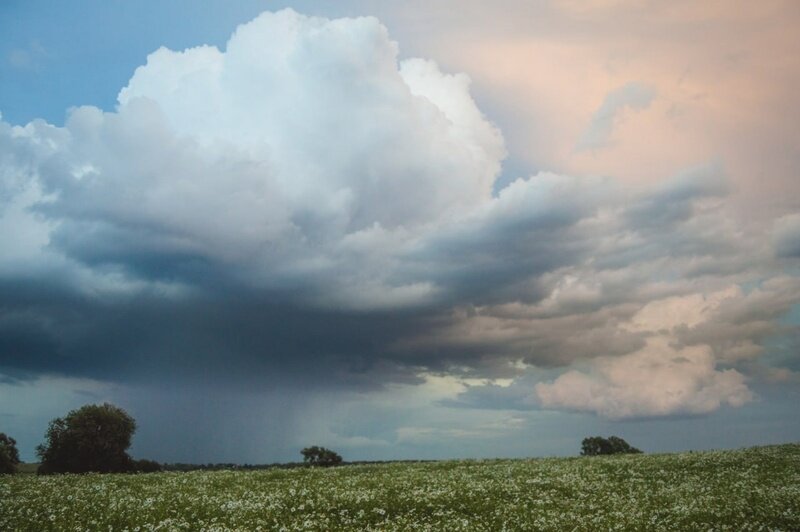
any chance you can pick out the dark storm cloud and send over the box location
[0,147,787,398]
[45,221,217,283]
[0,276,439,389]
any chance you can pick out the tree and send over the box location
[581,435,642,456]
[37,403,137,474]
[301,446,342,467]
[0,433,20,474]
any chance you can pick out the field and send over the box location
[1,444,798,531]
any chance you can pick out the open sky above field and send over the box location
[1,0,799,463]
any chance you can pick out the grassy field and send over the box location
[1,444,798,531]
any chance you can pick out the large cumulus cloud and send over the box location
[1,10,507,310]
[0,8,799,427]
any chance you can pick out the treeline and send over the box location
[0,402,349,475]
[162,462,308,472]
[1,401,644,475]
[162,458,440,472]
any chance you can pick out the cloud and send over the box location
[576,81,655,151]
[624,162,728,231]
[534,337,753,419]
[0,9,509,310]
[532,285,787,418]
[0,8,797,456]
[115,10,504,234]
[433,267,798,418]
[6,41,47,71]
[773,213,800,258]
[672,277,800,362]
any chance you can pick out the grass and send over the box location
[1,443,798,531]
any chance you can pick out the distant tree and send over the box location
[581,435,642,456]
[0,433,20,474]
[301,446,343,467]
[37,403,137,474]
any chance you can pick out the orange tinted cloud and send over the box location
[377,0,800,219]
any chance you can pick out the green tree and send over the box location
[37,403,137,474]
[581,435,642,456]
[0,433,20,474]
[301,446,343,467]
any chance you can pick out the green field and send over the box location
[2,444,798,531]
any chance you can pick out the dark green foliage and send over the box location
[301,446,343,467]
[132,459,162,473]
[0,433,20,474]
[581,435,642,456]
[36,403,137,474]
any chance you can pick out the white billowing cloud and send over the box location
[535,337,752,419]
[116,9,504,232]
[534,287,759,418]
[0,9,778,317]
[0,9,510,308]
[576,81,655,151]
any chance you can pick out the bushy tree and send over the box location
[301,446,342,467]
[37,403,137,474]
[0,433,20,474]
[581,435,642,456]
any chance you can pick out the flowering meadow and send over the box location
[1,443,798,531]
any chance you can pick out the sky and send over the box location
[1,0,799,464]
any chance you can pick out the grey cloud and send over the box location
[576,81,655,151]
[1,139,783,398]
[399,302,647,375]
[439,376,540,411]
[0,276,437,390]
[673,277,800,363]
[624,162,728,231]
[773,214,800,258]
[0,120,44,207]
